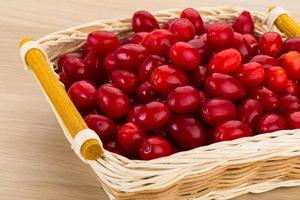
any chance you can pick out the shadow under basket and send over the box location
[20,7,300,200]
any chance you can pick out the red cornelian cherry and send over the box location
[117,122,146,156]
[84,114,117,140]
[83,42,93,55]
[208,48,242,74]
[110,70,139,94]
[87,30,120,55]
[279,94,300,114]
[113,44,149,71]
[104,53,118,73]
[62,57,93,83]
[142,29,176,56]
[283,38,300,53]
[234,62,265,88]
[127,105,143,123]
[68,80,97,110]
[190,65,207,89]
[257,113,287,133]
[162,18,178,30]
[205,73,245,101]
[180,8,205,34]
[168,86,201,113]
[97,84,129,118]
[188,34,212,61]
[201,98,237,126]
[281,51,300,80]
[125,32,149,45]
[250,54,279,68]
[214,120,253,142]
[57,52,82,71]
[132,10,159,33]
[135,101,170,130]
[243,33,259,56]
[264,66,288,93]
[233,32,252,62]
[166,115,206,150]
[103,140,126,156]
[238,99,263,127]
[150,65,189,96]
[84,50,105,85]
[138,55,166,82]
[233,11,254,34]
[207,23,234,51]
[136,81,157,103]
[59,72,72,89]
[259,32,283,57]
[169,18,195,42]
[282,80,300,96]
[169,42,201,70]
[286,111,300,129]
[250,86,279,112]
[139,136,173,160]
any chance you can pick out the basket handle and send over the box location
[268,7,300,36]
[19,38,103,161]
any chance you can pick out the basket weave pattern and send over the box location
[37,7,300,200]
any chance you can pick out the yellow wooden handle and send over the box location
[20,38,103,160]
[268,7,300,37]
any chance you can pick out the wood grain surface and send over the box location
[0,0,299,199]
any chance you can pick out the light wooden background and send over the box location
[0,0,300,199]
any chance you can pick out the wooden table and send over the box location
[1,0,299,199]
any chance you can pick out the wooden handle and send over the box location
[20,38,103,160]
[269,7,300,37]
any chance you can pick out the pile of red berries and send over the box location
[58,8,300,160]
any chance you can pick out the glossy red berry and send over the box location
[234,62,265,88]
[57,52,82,71]
[162,18,178,30]
[243,33,259,56]
[142,29,176,56]
[180,8,205,34]
[84,114,117,140]
[214,120,253,142]
[125,32,149,45]
[132,10,159,33]
[264,66,288,93]
[135,101,170,130]
[279,94,300,114]
[208,48,242,74]
[238,99,263,127]
[150,65,189,96]
[250,86,279,112]
[62,57,93,82]
[68,80,97,110]
[83,50,105,85]
[104,53,118,73]
[257,113,287,133]
[113,44,148,71]
[103,140,126,156]
[127,105,143,123]
[207,23,234,51]
[282,80,300,96]
[283,37,300,53]
[190,65,207,89]
[168,86,201,113]
[136,81,157,103]
[97,84,129,118]
[286,111,300,129]
[250,54,279,68]
[59,72,72,89]
[233,32,252,61]
[205,73,245,101]
[169,42,201,70]
[201,98,237,126]
[139,136,173,160]
[169,18,195,41]
[281,51,300,80]
[259,32,283,57]
[138,55,166,82]
[233,11,254,34]
[83,42,93,55]
[87,30,120,55]
[117,122,146,156]
[167,115,206,150]
[188,34,212,61]
[110,70,139,94]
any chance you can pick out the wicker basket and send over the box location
[20,7,300,200]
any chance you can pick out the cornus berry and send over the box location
[207,23,234,51]
[233,11,254,34]
[132,10,159,33]
[87,30,120,55]
[169,18,196,41]
[180,8,205,34]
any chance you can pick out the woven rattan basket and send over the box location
[20,7,300,200]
